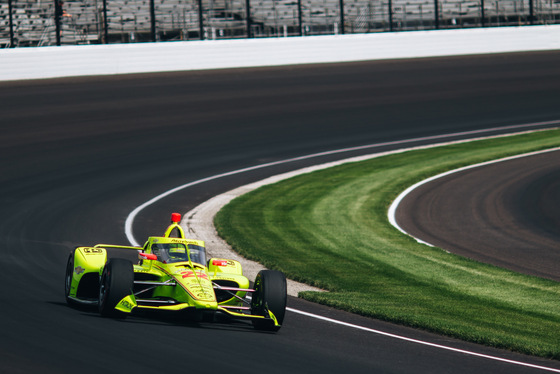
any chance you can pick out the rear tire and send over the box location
[251,270,287,332]
[98,258,134,319]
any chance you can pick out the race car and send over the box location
[64,213,287,331]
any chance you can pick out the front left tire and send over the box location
[98,258,134,318]
[64,250,77,306]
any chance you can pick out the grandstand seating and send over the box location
[1,0,558,46]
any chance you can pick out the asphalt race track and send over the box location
[2,51,560,373]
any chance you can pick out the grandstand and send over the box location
[1,0,559,47]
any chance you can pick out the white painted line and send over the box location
[124,119,559,246]
[387,147,560,244]
[287,307,560,372]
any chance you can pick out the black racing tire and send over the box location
[64,249,78,307]
[251,270,287,332]
[98,258,134,319]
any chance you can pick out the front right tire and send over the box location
[251,270,287,331]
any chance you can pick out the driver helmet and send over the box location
[168,244,188,261]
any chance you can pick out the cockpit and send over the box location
[151,242,207,266]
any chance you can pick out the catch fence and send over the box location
[1,0,559,47]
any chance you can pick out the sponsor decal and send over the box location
[215,276,236,281]
[169,238,202,246]
[82,247,103,255]
[188,285,214,300]
[180,270,209,280]
[74,266,85,275]
[115,295,136,313]
[120,300,134,310]
[212,260,230,267]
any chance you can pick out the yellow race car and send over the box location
[64,213,287,331]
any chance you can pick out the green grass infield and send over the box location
[215,129,560,358]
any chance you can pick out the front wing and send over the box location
[115,284,281,327]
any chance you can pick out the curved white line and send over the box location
[387,147,560,246]
[125,119,559,246]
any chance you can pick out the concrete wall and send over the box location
[1,25,560,81]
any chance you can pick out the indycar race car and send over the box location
[64,213,287,331]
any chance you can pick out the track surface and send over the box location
[395,149,560,282]
[2,52,560,373]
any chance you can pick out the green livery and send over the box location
[64,213,287,332]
